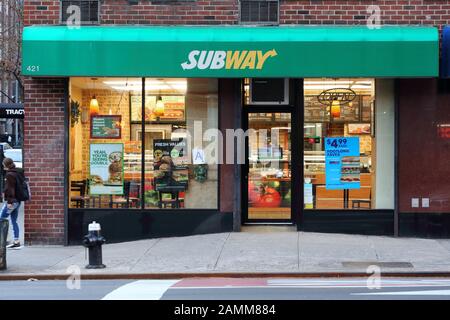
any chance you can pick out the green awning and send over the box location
[22,26,439,78]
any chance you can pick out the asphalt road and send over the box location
[2,278,450,300]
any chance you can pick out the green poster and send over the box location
[91,115,121,139]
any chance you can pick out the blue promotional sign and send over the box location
[325,137,360,190]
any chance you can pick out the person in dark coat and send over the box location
[1,157,22,249]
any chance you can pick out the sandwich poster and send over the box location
[89,143,124,195]
[153,139,189,187]
[325,137,360,190]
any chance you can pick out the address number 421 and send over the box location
[26,65,40,72]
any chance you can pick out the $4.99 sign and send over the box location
[325,137,361,190]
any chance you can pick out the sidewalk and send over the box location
[2,227,450,278]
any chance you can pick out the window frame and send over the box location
[60,0,100,26]
[238,0,280,26]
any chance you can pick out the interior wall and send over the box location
[375,79,395,209]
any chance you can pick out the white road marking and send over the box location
[354,289,450,296]
[268,279,450,288]
[102,280,180,300]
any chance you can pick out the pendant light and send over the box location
[154,85,165,117]
[90,78,99,116]
[331,99,341,118]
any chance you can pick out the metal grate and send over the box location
[239,0,279,25]
[60,0,99,25]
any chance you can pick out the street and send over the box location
[2,278,450,300]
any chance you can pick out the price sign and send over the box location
[325,137,360,190]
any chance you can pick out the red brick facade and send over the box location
[24,0,450,27]
[23,78,66,244]
[23,0,449,243]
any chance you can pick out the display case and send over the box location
[123,141,154,180]
[304,151,325,175]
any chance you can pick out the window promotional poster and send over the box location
[325,137,361,190]
[89,143,124,195]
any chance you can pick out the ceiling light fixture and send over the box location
[89,78,99,116]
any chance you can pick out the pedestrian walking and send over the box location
[1,157,25,249]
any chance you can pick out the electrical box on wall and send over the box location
[249,78,289,105]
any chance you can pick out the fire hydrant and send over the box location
[82,221,106,269]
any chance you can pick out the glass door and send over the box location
[244,112,292,222]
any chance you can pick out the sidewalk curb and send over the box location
[2,272,450,281]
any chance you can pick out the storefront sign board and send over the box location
[23,26,439,78]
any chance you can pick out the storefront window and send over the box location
[68,77,218,210]
[142,78,218,209]
[68,77,142,209]
[303,78,394,210]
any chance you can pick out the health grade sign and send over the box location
[325,137,361,190]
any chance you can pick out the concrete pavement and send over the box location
[2,227,450,277]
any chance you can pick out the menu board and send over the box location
[361,95,373,122]
[304,95,328,122]
[332,98,360,122]
[90,115,121,139]
[153,139,189,187]
[348,123,371,134]
[130,95,185,122]
[89,143,124,195]
[325,137,360,190]
[304,95,363,123]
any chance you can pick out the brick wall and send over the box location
[24,78,67,245]
[24,0,60,26]
[24,0,450,27]
[280,0,450,27]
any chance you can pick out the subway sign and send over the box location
[181,49,278,70]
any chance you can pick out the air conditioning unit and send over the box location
[249,78,289,105]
